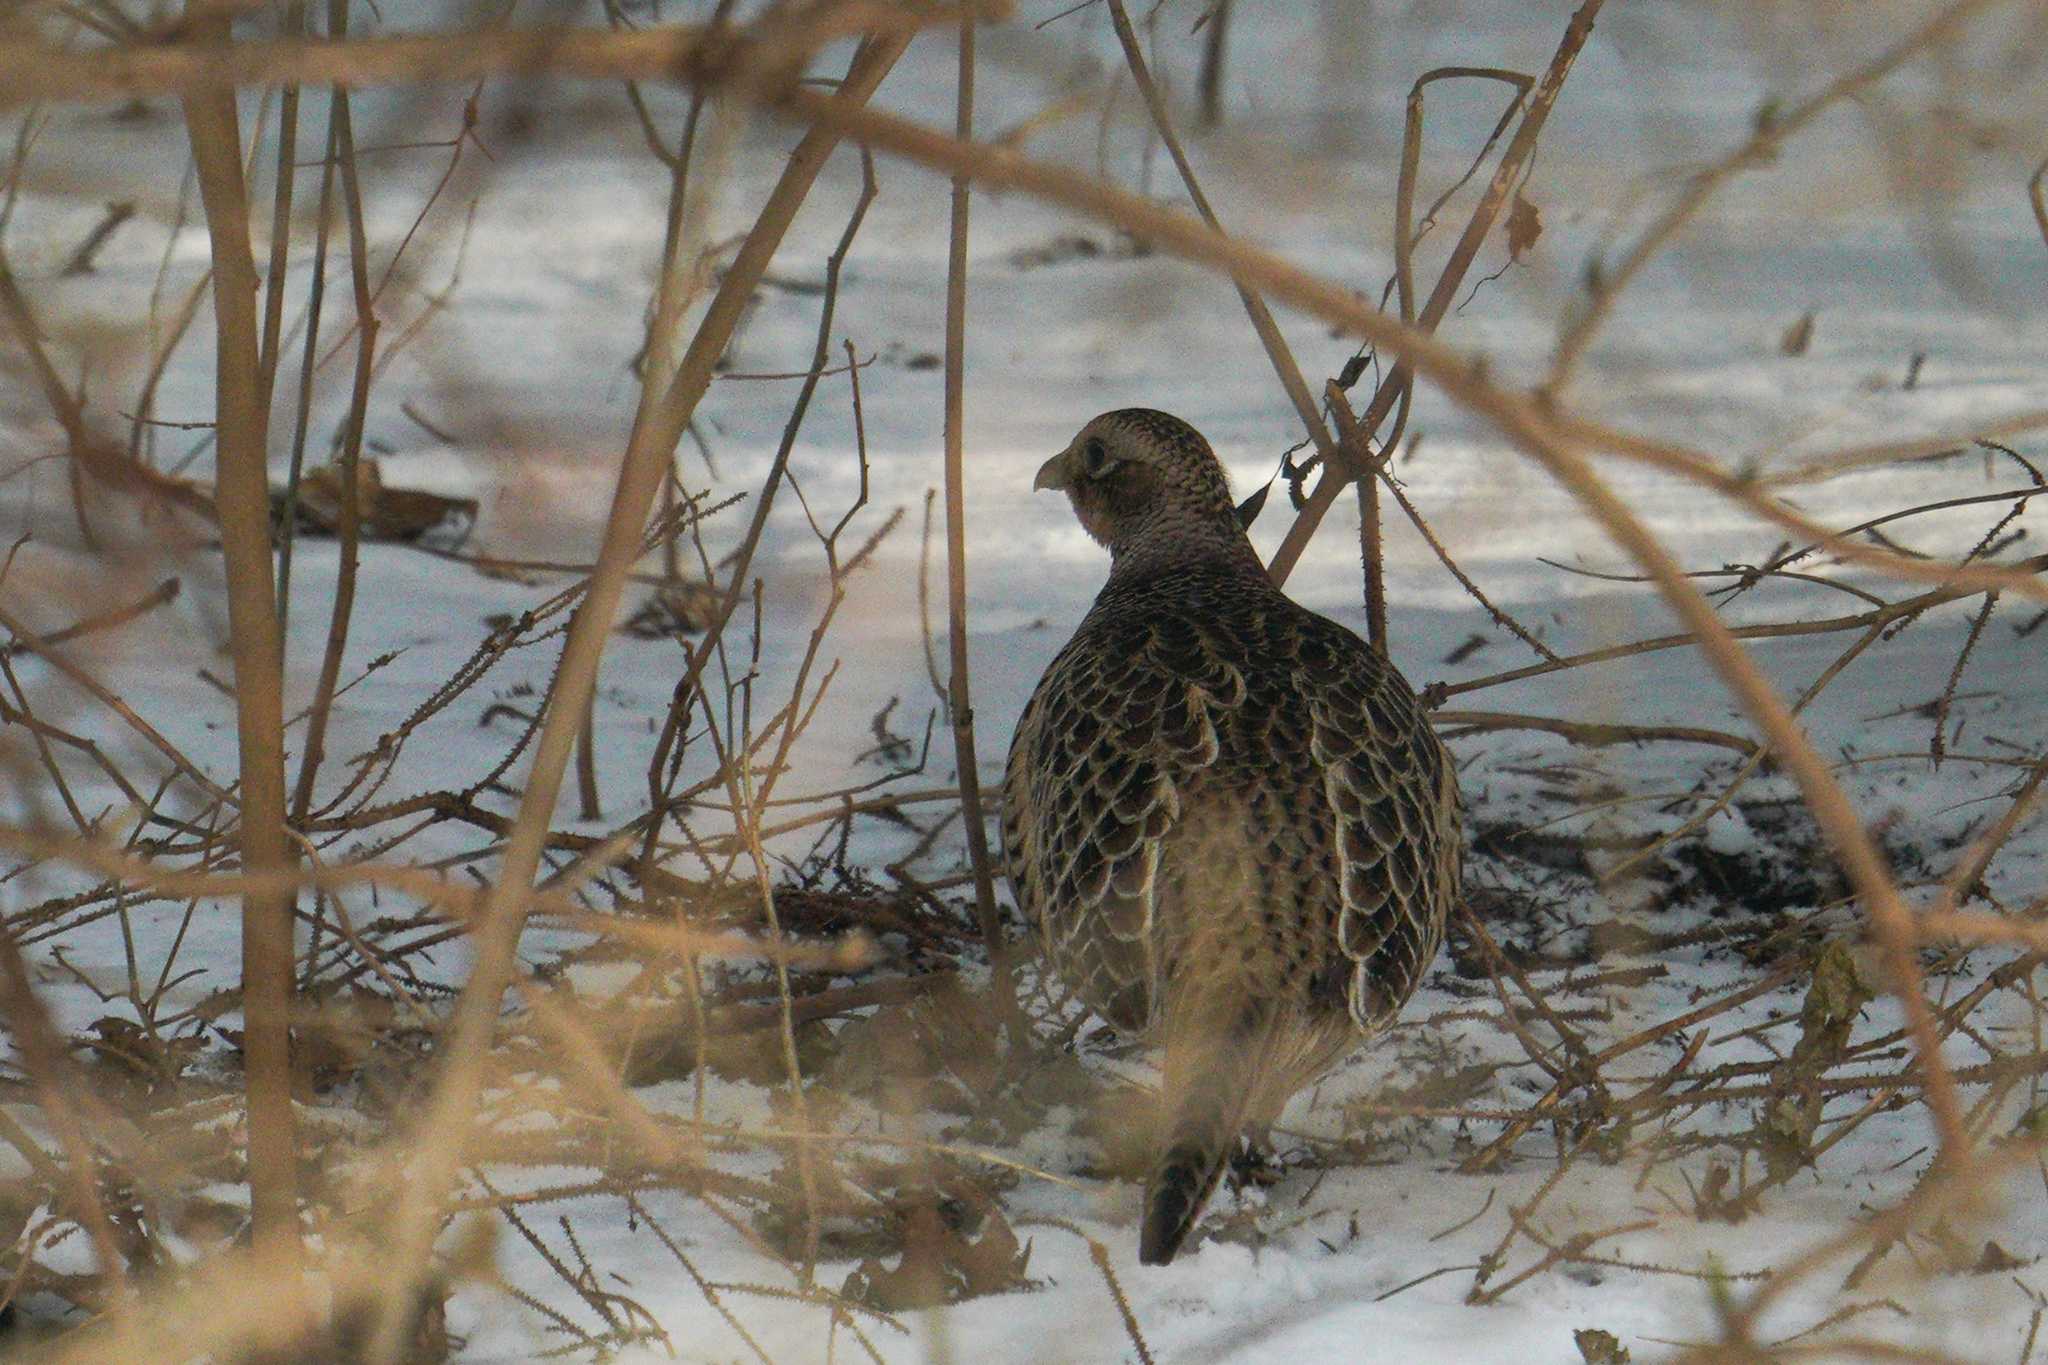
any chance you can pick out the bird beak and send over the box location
[1033,447,1073,492]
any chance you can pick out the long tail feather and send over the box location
[1139,1015,1260,1266]
[1139,1125,1235,1265]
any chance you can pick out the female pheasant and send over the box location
[1002,409,1461,1266]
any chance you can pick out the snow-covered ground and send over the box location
[3,1,2047,1360]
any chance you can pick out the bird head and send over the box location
[1034,409,1244,558]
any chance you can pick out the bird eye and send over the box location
[1081,437,1113,477]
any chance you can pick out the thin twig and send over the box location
[1549,0,1998,390]
[359,35,911,1361]
[1265,0,1606,586]
[1103,0,1339,498]
[290,33,377,825]
[940,13,1017,1032]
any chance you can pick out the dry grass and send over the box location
[0,1,2042,1361]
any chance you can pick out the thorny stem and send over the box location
[1103,0,1333,472]
[1098,0,1402,634]
[1264,0,1605,587]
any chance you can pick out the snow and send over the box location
[3,0,2047,1360]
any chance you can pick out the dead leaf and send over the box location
[1780,310,1816,356]
[1507,193,1543,262]
[842,1202,1032,1310]
[1575,1327,1631,1363]
[276,458,478,544]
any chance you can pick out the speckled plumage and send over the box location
[1001,409,1461,1265]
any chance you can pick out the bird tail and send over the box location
[1139,1012,1263,1266]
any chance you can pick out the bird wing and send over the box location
[1295,614,1462,1031]
[1001,603,1246,1029]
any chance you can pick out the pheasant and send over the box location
[1001,409,1461,1265]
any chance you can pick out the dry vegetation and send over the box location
[0,0,2043,1361]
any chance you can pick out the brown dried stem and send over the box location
[1434,709,1760,757]
[1549,0,2000,391]
[289,11,376,825]
[0,7,939,107]
[1102,0,1338,494]
[941,13,1017,1030]
[1264,0,1606,586]
[781,27,2043,612]
[254,0,305,409]
[1376,443,1559,664]
[0,914,130,1312]
[1432,559,2044,704]
[179,11,302,1282]
[358,32,910,1360]
[1503,435,1969,1165]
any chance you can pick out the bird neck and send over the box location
[1105,510,1265,587]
